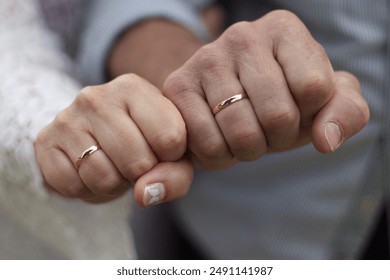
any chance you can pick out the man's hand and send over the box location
[163,10,370,170]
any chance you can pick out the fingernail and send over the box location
[143,182,166,206]
[324,121,344,151]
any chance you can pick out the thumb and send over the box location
[311,71,370,153]
[133,157,194,208]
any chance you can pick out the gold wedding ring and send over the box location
[75,144,101,170]
[212,93,248,116]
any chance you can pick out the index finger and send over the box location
[256,10,335,125]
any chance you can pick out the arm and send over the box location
[77,0,215,85]
[107,19,203,88]
[106,3,225,87]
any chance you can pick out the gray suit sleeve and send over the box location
[77,0,214,84]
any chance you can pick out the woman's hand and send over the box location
[35,74,193,207]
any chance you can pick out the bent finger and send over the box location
[164,66,233,170]
[258,11,335,124]
[112,75,187,162]
[132,157,194,208]
[34,127,94,199]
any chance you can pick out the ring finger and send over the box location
[202,65,266,162]
[65,132,130,197]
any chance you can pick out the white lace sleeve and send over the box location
[0,0,80,196]
[0,0,135,259]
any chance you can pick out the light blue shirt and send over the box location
[78,0,389,259]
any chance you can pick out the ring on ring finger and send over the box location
[212,93,248,116]
[75,144,101,170]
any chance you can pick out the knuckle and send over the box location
[355,98,370,125]
[78,84,102,97]
[164,44,226,101]
[124,158,156,180]
[113,73,143,90]
[194,44,221,68]
[163,71,194,100]
[267,9,301,23]
[77,84,123,116]
[154,126,186,154]
[35,126,51,148]
[300,70,334,100]
[191,45,232,87]
[349,74,361,91]
[229,128,261,152]
[52,110,75,133]
[53,110,69,126]
[311,41,330,62]
[263,10,303,34]
[92,173,123,195]
[77,85,105,111]
[337,71,361,90]
[223,21,257,52]
[262,10,311,46]
[263,103,299,129]
[60,181,86,198]
[195,136,226,160]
